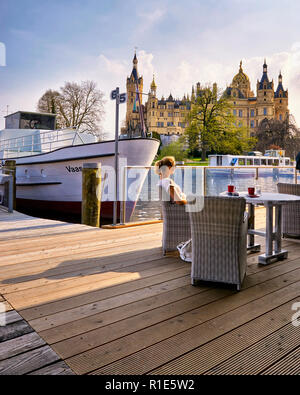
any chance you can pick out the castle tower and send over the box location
[256,59,274,122]
[150,74,157,97]
[274,71,289,121]
[126,53,144,127]
[146,75,158,131]
[231,60,252,98]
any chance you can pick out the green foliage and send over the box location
[183,85,256,158]
[157,141,189,162]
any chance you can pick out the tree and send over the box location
[254,117,300,159]
[183,85,255,159]
[37,89,61,128]
[37,81,105,137]
[157,141,188,162]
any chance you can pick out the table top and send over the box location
[220,191,300,205]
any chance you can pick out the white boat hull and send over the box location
[12,138,159,222]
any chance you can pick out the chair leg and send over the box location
[191,278,197,286]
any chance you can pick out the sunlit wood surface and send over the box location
[0,208,299,375]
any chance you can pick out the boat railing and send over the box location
[121,165,299,224]
[0,169,14,213]
[0,128,84,158]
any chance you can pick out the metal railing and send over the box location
[121,165,299,224]
[0,169,14,213]
[0,128,84,159]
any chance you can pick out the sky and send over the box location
[1,0,300,137]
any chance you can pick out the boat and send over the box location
[208,153,292,167]
[0,112,159,223]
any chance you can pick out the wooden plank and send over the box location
[0,244,163,279]
[52,287,230,359]
[261,346,300,375]
[204,324,300,375]
[0,250,173,295]
[51,259,300,360]
[34,253,300,343]
[40,283,210,345]
[0,320,33,343]
[0,233,162,267]
[0,220,160,244]
[0,301,13,312]
[0,345,60,375]
[0,310,23,325]
[102,220,162,229]
[29,268,191,332]
[83,278,300,375]
[0,226,145,252]
[0,229,162,262]
[4,258,186,310]
[0,332,45,361]
[20,257,183,321]
[150,297,299,375]
[28,361,75,375]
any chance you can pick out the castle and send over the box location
[124,54,289,139]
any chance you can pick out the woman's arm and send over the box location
[169,185,187,205]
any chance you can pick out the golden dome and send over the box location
[232,61,250,85]
[151,74,157,89]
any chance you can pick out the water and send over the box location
[130,167,300,222]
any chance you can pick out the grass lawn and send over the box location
[184,158,209,166]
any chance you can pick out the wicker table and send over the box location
[221,192,300,265]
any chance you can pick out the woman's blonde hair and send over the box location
[154,156,176,175]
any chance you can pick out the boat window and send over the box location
[247,159,253,165]
[285,159,290,165]
[274,159,279,166]
[268,159,273,165]
[261,159,267,165]
[238,158,245,165]
[254,158,260,165]
[216,156,222,166]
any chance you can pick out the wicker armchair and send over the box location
[159,187,191,254]
[277,183,300,238]
[187,196,248,291]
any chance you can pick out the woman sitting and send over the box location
[155,156,187,205]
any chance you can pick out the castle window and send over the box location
[280,99,282,104]
[250,109,255,117]
[160,112,164,117]
[167,122,174,127]
[233,109,237,116]
[157,122,164,127]
[264,92,266,96]
[233,92,236,97]
[264,108,267,116]
[250,120,255,128]
[279,114,282,121]
[264,85,266,89]
[168,112,173,117]
[152,103,155,108]
[239,110,243,117]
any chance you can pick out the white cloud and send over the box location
[137,8,166,34]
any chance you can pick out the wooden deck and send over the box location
[0,208,300,375]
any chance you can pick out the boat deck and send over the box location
[0,208,300,375]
